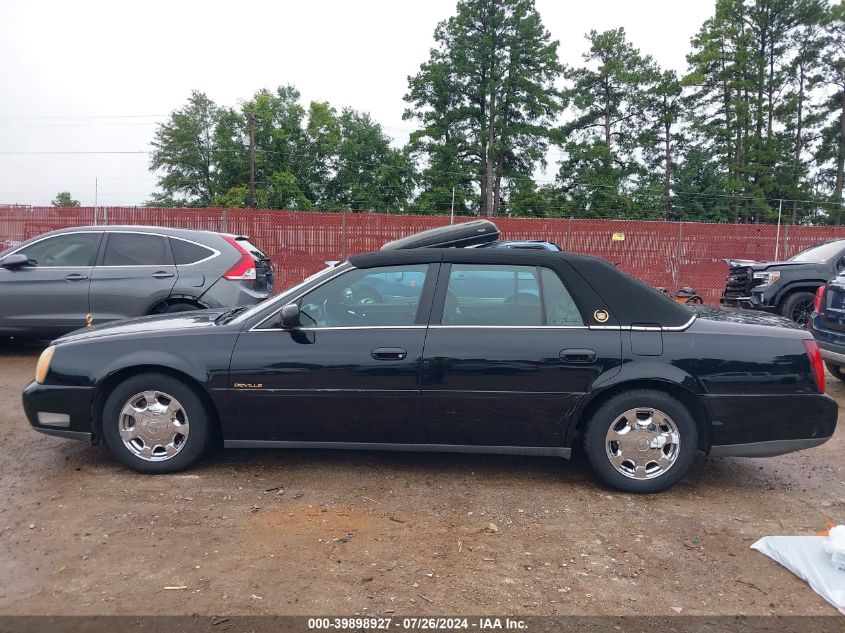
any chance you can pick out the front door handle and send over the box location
[371,347,407,361]
[151,271,175,279]
[64,273,88,281]
[560,348,597,363]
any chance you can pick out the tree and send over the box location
[817,0,845,222]
[51,191,80,207]
[557,28,660,217]
[405,0,563,216]
[149,91,221,206]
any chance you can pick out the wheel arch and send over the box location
[91,364,221,446]
[566,378,711,453]
[773,282,825,307]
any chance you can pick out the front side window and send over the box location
[442,264,583,326]
[103,233,172,266]
[19,233,100,267]
[297,264,429,328]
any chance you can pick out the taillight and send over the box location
[803,339,825,394]
[814,285,827,313]
[222,235,256,281]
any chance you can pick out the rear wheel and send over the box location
[779,291,815,327]
[102,373,212,473]
[582,390,698,493]
[154,300,202,314]
[825,361,845,382]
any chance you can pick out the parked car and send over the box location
[23,223,836,493]
[0,226,274,338]
[720,239,845,326]
[808,275,845,382]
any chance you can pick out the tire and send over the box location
[824,361,845,382]
[779,291,815,327]
[101,372,213,473]
[159,301,202,314]
[582,389,698,493]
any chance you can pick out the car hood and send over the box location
[724,258,821,270]
[692,305,803,330]
[55,309,229,344]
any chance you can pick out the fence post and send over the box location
[675,220,683,288]
[342,209,347,260]
[783,220,790,259]
[222,207,228,233]
[566,215,573,250]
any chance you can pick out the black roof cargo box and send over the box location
[380,220,499,250]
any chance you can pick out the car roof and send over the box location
[32,225,229,240]
[348,248,694,329]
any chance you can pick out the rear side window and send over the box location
[541,268,583,325]
[19,233,100,267]
[103,233,172,266]
[442,264,583,326]
[170,238,215,265]
[444,265,542,326]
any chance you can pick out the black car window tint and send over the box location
[444,264,542,326]
[103,233,171,266]
[540,268,584,326]
[170,238,214,265]
[298,264,429,328]
[20,233,99,267]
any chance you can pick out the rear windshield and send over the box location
[789,241,845,262]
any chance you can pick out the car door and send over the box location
[421,262,622,448]
[88,231,178,323]
[225,263,437,445]
[0,231,102,336]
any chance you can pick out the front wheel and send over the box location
[779,291,815,327]
[101,372,212,473]
[582,390,698,493]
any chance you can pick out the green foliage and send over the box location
[404,0,563,216]
[147,0,845,223]
[51,191,80,207]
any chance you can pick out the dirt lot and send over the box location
[0,339,843,617]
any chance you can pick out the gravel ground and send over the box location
[0,338,842,616]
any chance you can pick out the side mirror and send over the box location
[0,253,30,270]
[280,303,301,328]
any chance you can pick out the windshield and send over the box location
[788,241,845,262]
[229,263,348,324]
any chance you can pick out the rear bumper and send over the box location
[22,381,96,443]
[199,278,270,309]
[703,393,837,456]
[808,313,845,366]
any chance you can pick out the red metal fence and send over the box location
[3,205,845,304]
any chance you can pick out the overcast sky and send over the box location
[0,0,715,207]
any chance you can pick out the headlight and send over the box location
[753,271,781,287]
[35,345,55,384]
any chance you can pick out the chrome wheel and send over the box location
[118,390,189,462]
[605,407,680,480]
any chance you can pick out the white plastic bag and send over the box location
[823,526,845,572]
[752,535,845,614]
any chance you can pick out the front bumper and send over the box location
[22,381,96,443]
[719,295,777,313]
[704,392,837,457]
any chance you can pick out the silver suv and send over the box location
[0,226,274,337]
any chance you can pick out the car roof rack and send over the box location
[380,220,500,250]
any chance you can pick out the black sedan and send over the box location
[22,234,837,493]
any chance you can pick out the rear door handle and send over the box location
[371,347,407,361]
[151,271,175,279]
[64,273,88,281]
[560,348,597,363]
